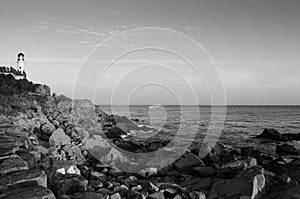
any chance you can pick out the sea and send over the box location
[99,105,300,155]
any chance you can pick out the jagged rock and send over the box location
[51,175,88,197]
[208,166,268,199]
[276,144,300,155]
[189,191,206,199]
[193,166,216,177]
[67,165,81,175]
[241,146,261,158]
[0,170,47,189]
[85,135,129,166]
[56,167,66,175]
[139,167,158,178]
[110,192,121,199]
[16,150,36,169]
[218,157,257,178]
[274,186,300,199]
[0,154,28,174]
[35,84,51,96]
[76,127,89,144]
[105,126,126,139]
[0,134,28,152]
[53,160,78,174]
[40,121,56,136]
[287,159,300,181]
[73,192,104,199]
[174,195,183,199]
[198,142,235,167]
[63,144,84,161]
[157,182,185,193]
[49,128,71,147]
[198,142,225,159]
[0,186,56,199]
[180,177,211,192]
[90,171,107,182]
[263,182,300,199]
[256,128,282,140]
[281,132,300,141]
[173,152,204,171]
[149,191,165,199]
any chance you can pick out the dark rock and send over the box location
[281,132,300,141]
[276,144,300,155]
[241,146,261,158]
[217,157,257,178]
[35,84,51,96]
[16,150,36,169]
[189,191,206,199]
[0,170,47,189]
[208,166,269,199]
[0,155,28,174]
[263,182,300,199]
[105,127,126,139]
[173,152,204,171]
[73,192,104,199]
[0,186,56,199]
[180,177,211,192]
[192,166,216,177]
[287,159,300,181]
[199,142,225,159]
[51,175,88,197]
[256,128,282,140]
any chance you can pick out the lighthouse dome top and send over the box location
[18,52,24,57]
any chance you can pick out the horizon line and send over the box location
[96,104,300,106]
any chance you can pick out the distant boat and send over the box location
[148,104,160,109]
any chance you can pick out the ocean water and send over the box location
[99,105,300,155]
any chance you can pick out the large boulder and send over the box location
[281,132,300,141]
[51,175,88,197]
[192,166,216,177]
[0,186,56,199]
[208,166,269,199]
[287,159,300,181]
[0,170,47,189]
[0,154,28,174]
[256,128,282,141]
[217,157,257,178]
[49,128,71,147]
[276,144,300,155]
[199,142,234,167]
[180,177,212,192]
[85,135,129,165]
[173,152,204,171]
[263,182,300,199]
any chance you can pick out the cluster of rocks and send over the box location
[1,77,300,198]
[255,128,300,156]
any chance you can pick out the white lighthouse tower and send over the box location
[17,52,25,73]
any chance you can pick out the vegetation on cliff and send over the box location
[0,74,50,115]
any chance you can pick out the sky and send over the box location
[0,0,299,105]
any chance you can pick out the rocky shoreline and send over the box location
[0,74,300,199]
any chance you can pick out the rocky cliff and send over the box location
[0,74,300,199]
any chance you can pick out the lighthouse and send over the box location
[17,52,25,73]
